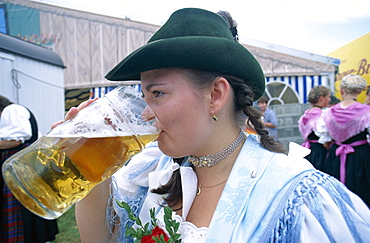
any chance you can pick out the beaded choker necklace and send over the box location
[188,130,246,167]
[312,105,323,109]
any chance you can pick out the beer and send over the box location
[2,85,160,219]
[2,133,158,219]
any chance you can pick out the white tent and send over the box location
[0,32,65,135]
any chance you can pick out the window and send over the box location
[0,4,7,34]
[264,82,299,105]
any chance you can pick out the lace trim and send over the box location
[106,177,149,243]
[180,222,208,242]
[106,179,121,242]
[156,208,208,242]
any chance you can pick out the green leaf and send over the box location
[135,217,143,227]
[150,208,158,226]
[174,233,181,239]
[116,200,131,213]
[164,206,172,218]
[124,230,132,237]
[143,222,149,230]
[160,234,167,242]
[125,227,134,235]
[119,203,182,242]
[150,207,156,218]
[174,222,180,232]
[153,235,161,242]
[136,230,143,239]
[127,213,137,221]
[164,220,172,232]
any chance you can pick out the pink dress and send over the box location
[298,108,327,170]
[319,102,370,207]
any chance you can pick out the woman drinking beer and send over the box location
[56,8,370,242]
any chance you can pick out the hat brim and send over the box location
[105,36,265,100]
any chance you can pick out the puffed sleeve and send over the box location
[111,142,163,217]
[107,142,164,241]
[0,105,32,142]
[299,183,370,242]
[315,109,332,144]
[269,170,370,242]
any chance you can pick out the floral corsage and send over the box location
[117,201,181,243]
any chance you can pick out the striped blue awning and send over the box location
[266,75,329,103]
[89,84,141,98]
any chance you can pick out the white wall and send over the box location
[0,51,65,135]
[0,52,15,96]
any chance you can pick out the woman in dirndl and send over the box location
[298,85,331,171]
[0,95,59,243]
[317,74,370,208]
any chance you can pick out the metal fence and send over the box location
[270,103,311,146]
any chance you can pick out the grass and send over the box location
[51,206,81,243]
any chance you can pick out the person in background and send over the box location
[256,97,277,139]
[55,8,370,242]
[298,85,331,170]
[365,86,370,105]
[328,95,340,107]
[0,95,59,243]
[317,74,370,208]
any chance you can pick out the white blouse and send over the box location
[0,104,32,142]
[156,208,208,243]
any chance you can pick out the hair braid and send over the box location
[151,157,184,210]
[230,77,287,154]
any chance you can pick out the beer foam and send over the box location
[48,86,159,138]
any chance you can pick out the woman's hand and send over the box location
[51,98,99,129]
[49,97,114,242]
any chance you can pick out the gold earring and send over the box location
[211,111,218,121]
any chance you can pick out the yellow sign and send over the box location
[328,32,370,103]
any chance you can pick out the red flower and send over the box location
[141,226,169,243]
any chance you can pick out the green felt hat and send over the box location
[105,8,265,100]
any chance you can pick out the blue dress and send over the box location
[109,135,370,242]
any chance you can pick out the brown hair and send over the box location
[0,95,13,112]
[257,97,269,104]
[307,85,330,105]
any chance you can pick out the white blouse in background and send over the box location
[0,104,32,142]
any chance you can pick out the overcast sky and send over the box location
[33,0,370,56]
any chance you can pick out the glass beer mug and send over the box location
[2,85,160,219]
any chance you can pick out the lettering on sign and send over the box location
[336,58,369,81]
